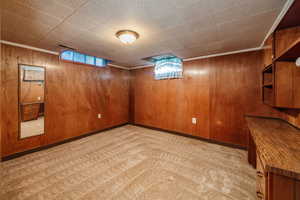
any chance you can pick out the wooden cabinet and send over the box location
[268,173,300,200]
[275,62,300,108]
[275,26,300,60]
[263,34,274,67]
[262,62,300,108]
[262,26,300,109]
[247,117,300,200]
[252,150,300,200]
[256,156,268,200]
[262,65,274,106]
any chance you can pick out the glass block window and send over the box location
[154,57,183,80]
[73,52,85,63]
[60,50,73,61]
[86,55,95,65]
[60,50,108,67]
[96,57,107,67]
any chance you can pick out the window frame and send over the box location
[154,57,183,80]
[60,50,108,67]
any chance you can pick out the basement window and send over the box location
[60,50,108,67]
[154,57,183,80]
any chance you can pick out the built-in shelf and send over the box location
[263,64,273,73]
[275,38,300,62]
[262,64,274,106]
[263,83,273,88]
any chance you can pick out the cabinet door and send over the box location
[275,62,300,109]
[263,35,274,67]
[268,173,296,200]
[275,62,294,108]
[294,65,300,108]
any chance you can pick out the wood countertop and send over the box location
[246,116,300,180]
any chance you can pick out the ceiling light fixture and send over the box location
[116,30,139,44]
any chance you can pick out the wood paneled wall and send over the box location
[130,51,283,147]
[0,42,2,161]
[1,44,129,157]
[2,43,299,156]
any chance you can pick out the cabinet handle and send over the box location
[257,191,264,199]
[257,171,264,177]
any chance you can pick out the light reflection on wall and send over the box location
[185,68,208,76]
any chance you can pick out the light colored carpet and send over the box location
[1,125,256,200]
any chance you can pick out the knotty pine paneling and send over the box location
[131,51,282,147]
[1,44,129,157]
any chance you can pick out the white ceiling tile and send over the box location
[1,0,288,67]
[16,0,74,19]
[54,0,89,10]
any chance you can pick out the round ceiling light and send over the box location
[116,30,139,44]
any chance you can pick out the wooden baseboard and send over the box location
[2,123,129,161]
[2,122,247,161]
[131,123,247,150]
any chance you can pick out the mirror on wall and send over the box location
[19,65,45,139]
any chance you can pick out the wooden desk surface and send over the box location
[246,116,300,180]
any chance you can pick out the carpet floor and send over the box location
[1,125,256,200]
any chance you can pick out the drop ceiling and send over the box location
[1,0,288,67]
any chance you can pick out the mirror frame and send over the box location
[18,64,46,140]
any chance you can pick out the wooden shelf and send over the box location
[275,38,300,62]
[262,64,274,106]
[263,83,273,88]
[263,64,273,73]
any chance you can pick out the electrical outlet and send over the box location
[98,114,101,119]
[192,117,197,124]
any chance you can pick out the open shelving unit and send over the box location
[262,25,300,109]
[262,64,274,106]
[275,38,300,62]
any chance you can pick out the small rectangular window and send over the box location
[73,52,85,63]
[60,50,108,67]
[60,50,73,61]
[95,57,106,67]
[86,55,95,65]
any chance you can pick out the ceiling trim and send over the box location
[260,0,295,48]
[130,47,262,70]
[0,40,131,70]
[183,47,262,62]
[0,40,59,55]
[107,63,130,70]
[130,64,154,70]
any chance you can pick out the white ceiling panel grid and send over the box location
[1,0,288,67]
